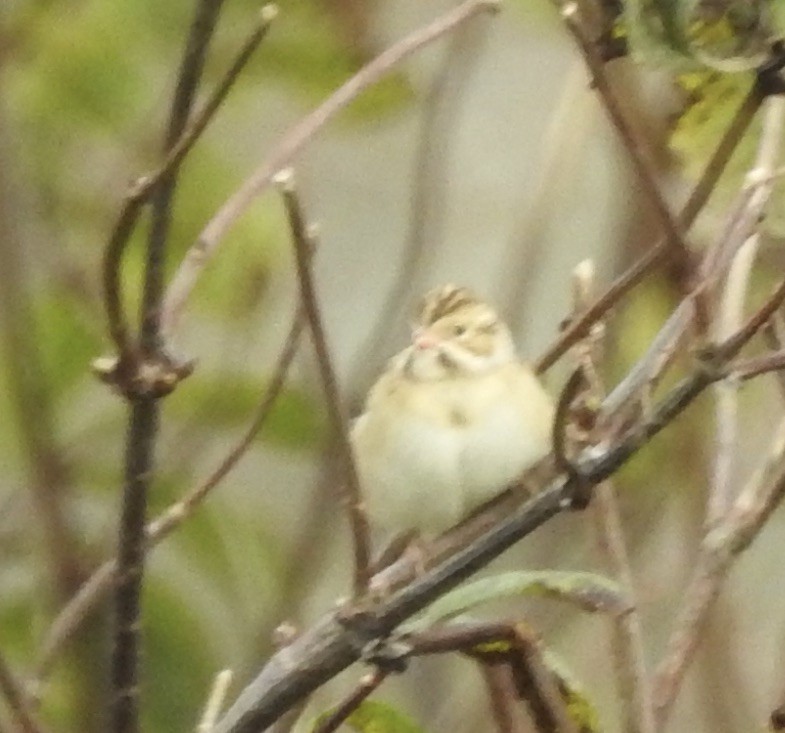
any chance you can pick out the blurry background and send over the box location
[0,1,783,731]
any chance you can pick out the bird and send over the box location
[351,284,555,538]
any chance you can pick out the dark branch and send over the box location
[276,169,372,596]
[111,3,225,733]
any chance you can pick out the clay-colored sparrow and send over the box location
[351,285,554,535]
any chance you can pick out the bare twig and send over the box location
[103,4,278,361]
[160,0,501,338]
[730,350,785,381]
[111,5,225,732]
[275,169,371,596]
[312,669,387,733]
[198,670,234,733]
[481,664,524,733]
[648,98,785,731]
[535,84,762,374]
[36,307,305,682]
[708,234,760,527]
[569,262,655,733]
[0,652,47,733]
[652,417,785,729]
[763,315,785,399]
[557,2,691,279]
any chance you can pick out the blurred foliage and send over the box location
[621,1,785,234]
[0,1,412,731]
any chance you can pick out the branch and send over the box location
[159,0,501,339]
[211,284,782,733]
[312,669,387,733]
[0,652,47,733]
[275,168,371,596]
[35,307,305,683]
[652,417,785,729]
[102,3,277,363]
[535,83,762,374]
[557,2,692,276]
[198,670,234,733]
[708,233,760,527]
[569,262,655,733]
[111,4,225,732]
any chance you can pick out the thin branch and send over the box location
[198,670,234,733]
[211,284,783,733]
[0,652,47,733]
[35,307,305,682]
[708,234,760,527]
[111,4,225,732]
[557,2,692,279]
[102,3,278,360]
[312,669,387,733]
[763,315,785,399]
[569,261,655,733]
[652,417,785,729]
[275,168,371,596]
[730,349,785,381]
[535,84,762,374]
[481,664,524,733]
[160,0,501,339]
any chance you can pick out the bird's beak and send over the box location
[412,327,438,350]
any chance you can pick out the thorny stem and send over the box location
[111,3,225,733]
[276,169,372,596]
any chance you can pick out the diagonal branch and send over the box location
[160,0,501,339]
[535,83,762,374]
[211,278,785,733]
[0,651,47,733]
[275,168,371,596]
[557,2,692,278]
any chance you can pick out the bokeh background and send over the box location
[1,1,784,731]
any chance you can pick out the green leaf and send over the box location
[409,571,629,629]
[543,651,603,733]
[312,700,428,733]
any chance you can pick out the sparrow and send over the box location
[351,285,555,536]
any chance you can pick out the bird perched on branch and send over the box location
[351,285,554,536]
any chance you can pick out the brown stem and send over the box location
[276,169,371,596]
[312,669,387,733]
[111,3,225,732]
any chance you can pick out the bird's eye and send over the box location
[453,324,467,337]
